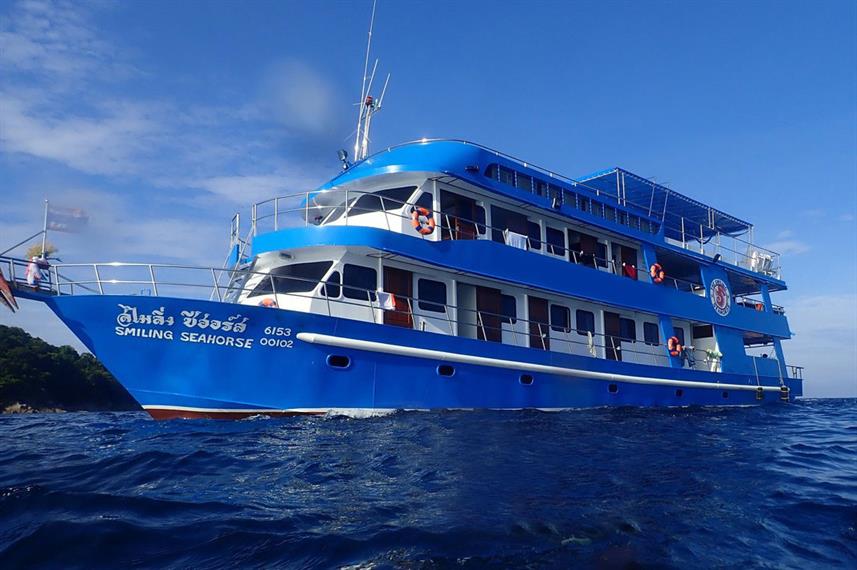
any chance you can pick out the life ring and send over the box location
[650,263,665,284]
[667,335,683,357]
[411,207,436,235]
[258,298,278,308]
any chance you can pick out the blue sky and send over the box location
[1,0,855,397]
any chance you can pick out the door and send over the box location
[528,296,550,350]
[383,266,413,328]
[604,311,622,361]
[476,286,502,342]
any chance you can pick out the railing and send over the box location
[734,294,786,315]
[1,254,790,376]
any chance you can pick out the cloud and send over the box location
[257,59,339,135]
[785,294,857,398]
[839,213,855,222]
[800,208,825,219]
[762,239,811,255]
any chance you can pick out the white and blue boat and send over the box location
[1,135,804,418]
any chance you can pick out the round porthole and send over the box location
[327,354,351,369]
[519,374,534,386]
[437,365,455,377]
[675,389,684,397]
[722,391,729,399]
[608,383,618,394]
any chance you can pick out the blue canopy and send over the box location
[576,167,752,242]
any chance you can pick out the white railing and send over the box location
[0,254,796,378]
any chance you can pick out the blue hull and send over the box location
[42,294,802,419]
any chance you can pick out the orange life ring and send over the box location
[411,207,436,235]
[650,263,665,284]
[667,335,683,357]
[258,298,278,308]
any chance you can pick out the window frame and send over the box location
[417,278,447,313]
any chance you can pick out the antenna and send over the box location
[352,0,390,162]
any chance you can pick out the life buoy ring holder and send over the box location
[667,335,683,357]
[411,207,436,235]
[650,263,665,284]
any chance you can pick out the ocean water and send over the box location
[1,400,855,569]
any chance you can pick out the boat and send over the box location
[0,136,804,418]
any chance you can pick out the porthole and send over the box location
[722,391,729,399]
[437,365,455,377]
[519,374,534,386]
[675,389,684,397]
[608,383,618,394]
[327,355,351,369]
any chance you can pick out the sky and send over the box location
[1,0,855,397]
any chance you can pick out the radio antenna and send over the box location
[352,0,390,162]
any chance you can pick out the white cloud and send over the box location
[762,239,811,256]
[839,213,855,222]
[258,59,338,135]
[785,294,857,398]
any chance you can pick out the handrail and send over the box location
[4,255,766,374]
[248,182,781,280]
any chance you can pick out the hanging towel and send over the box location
[376,291,396,310]
[504,230,528,250]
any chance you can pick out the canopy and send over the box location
[576,167,752,242]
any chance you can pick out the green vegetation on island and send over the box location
[0,325,139,413]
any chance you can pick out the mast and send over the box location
[352,0,390,162]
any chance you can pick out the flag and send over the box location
[47,206,88,233]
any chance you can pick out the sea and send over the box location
[1,399,855,569]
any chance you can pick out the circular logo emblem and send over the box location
[710,278,731,317]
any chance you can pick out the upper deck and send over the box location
[247,139,783,288]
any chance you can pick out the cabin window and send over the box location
[499,166,515,186]
[413,191,433,212]
[576,310,595,336]
[527,221,542,251]
[644,322,659,346]
[550,304,571,333]
[628,215,640,231]
[350,186,418,215]
[418,279,447,313]
[565,191,577,208]
[592,201,604,218]
[343,264,377,301]
[250,261,333,297]
[578,196,590,213]
[322,270,341,298]
[491,206,528,243]
[549,184,564,206]
[535,180,548,197]
[618,211,628,226]
[501,295,517,324]
[475,205,486,235]
[515,172,533,192]
[485,164,498,180]
[674,327,686,346]
[440,190,481,240]
[693,325,714,339]
[619,318,637,342]
[604,205,616,223]
[546,227,565,256]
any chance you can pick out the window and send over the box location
[349,186,418,215]
[549,184,564,206]
[576,310,595,336]
[250,261,332,297]
[491,206,528,243]
[475,205,486,235]
[515,172,533,192]
[592,201,604,218]
[674,327,686,346]
[535,180,548,197]
[546,227,565,256]
[501,295,517,324]
[693,325,714,339]
[499,166,515,185]
[322,270,341,298]
[418,279,447,313]
[644,322,659,346]
[619,318,637,342]
[550,304,571,333]
[618,211,628,226]
[578,196,590,213]
[413,191,433,212]
[596,242,608,268]
[628,215,640,231]
[604,205,616,223]
[527,221,542,251]
[343,264,377,301]
[485,164,499,180]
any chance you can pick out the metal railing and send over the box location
[1,254,802,378]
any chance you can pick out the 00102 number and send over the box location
[264,326,291,337]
